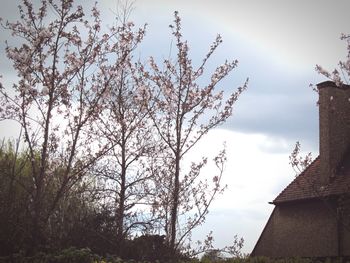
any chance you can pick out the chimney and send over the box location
[317,81,350,185]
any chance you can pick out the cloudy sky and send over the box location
[1,0,349,254]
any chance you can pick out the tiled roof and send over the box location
[273,155,350,204]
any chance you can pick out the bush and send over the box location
[0,247,100,263]
[1,251,348,263]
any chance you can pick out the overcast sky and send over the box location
[0,0,349,254]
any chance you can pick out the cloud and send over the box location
[223,75,319,148]
[186,128,314,253]
[191,207,274,254]
[117,0,346,153]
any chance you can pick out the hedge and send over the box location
[0,248,349,263]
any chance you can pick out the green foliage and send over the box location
[0,247,99,263]
[53,247,98,263]
[0,140,118,256]
[0,251,349,263]
[0,141,177,259]
[122,235,172,262]
[0,142,176,259]
[0,140,33,254]
[201,249,224,262]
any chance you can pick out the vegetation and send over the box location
[0,247,348,263]
[0,0,246,260]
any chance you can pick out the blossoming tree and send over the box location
[0,0,127,252]
[316,33,350,86]
[92,10,159,248]
[0,0,247,257]
[144,11,248,254]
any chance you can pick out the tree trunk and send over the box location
[116,150,126,242]
[30,184,43,255]
[116,123,127,254]
[170,152,180,255]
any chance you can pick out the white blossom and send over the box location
[42,86,49,96]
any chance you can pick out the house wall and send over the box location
[343,223,350,256]
[252,199,350,258]
[341,198,350,256]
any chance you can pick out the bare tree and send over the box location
[143,11,248,254]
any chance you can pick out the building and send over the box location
[251,81,350,258]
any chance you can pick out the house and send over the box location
[251,81,350,258]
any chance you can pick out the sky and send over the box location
[0,0,350,254]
